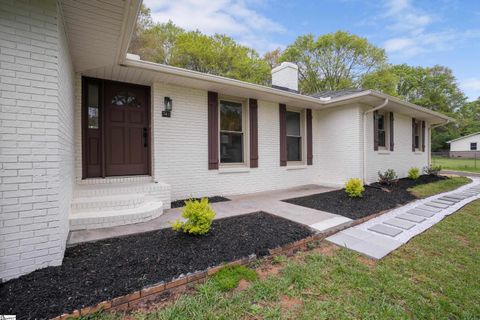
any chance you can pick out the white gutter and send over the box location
[363,98,389,183]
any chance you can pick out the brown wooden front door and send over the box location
[83,78,150,178]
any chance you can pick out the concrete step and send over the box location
[69,200,164,231]
[71,193,145,213]
[74,181,170,198]
[77,175,153,185]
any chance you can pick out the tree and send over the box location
[280,31,387,94]
[263,48,282,69]
[457,98,480,134]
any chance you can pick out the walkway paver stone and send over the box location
[406,208,436,218]
[383,218,416,230]
[368,224,403,237]
[396,213,426,223]
[327,176,480,260]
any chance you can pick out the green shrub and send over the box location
[423,164,442,176]
[378,169,398,185]
[172,198,216,235]
[210,265,257,291]
[345,178,365,198]
[408,167,420,180]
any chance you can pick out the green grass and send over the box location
[94,200,480,320]
[432,156,480,173]
[408,176,471,198]
[209,265,257,292]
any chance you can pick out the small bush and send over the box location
[408,167,420,180]
[378,169,398,185]
[345,178,365,198]
[171,198,215,235]
[423,164,442,176]
[210,265,257,291]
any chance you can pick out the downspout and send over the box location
[362,98,389,184]
[428,120,451,165]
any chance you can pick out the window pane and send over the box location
[471,143,477,151]
[378,130,386,147]
[287,136,301,161]
[220,101,242,132]
[87,84,99,129]
[220,132,243,163]
[286,111,301,136]
[378,115,385,130]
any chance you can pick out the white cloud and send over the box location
[461,78,480,101]
[143,0,285,53]
[381,0,480,58]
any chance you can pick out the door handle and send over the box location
[143,127,148,147]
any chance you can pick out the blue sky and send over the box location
[144,0,480,100]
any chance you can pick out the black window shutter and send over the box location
[306,109,313,165]
[249,99,258,168]
[389,112,394,151]
[279,104,287,166]
[422,121,426,152]
[373,110,379,151]
[208,91,219,169]
[412,118,416,152]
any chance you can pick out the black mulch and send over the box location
[170,196,230,208]
[0,212,312,320]
[284,175,446,220]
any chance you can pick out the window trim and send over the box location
[286,107,306,165]
[218,96,249,167]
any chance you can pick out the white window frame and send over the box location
[286,107,306,165]
[218,96,249,168]
[377,112,389,150]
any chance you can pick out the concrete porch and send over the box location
[67,184,351,245]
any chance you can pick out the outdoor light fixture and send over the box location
[162,97,172,117]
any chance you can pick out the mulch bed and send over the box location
[0,212,312,320]
[170,196,230,208]
[284,175,446,220]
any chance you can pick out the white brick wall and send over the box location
[151,82,321,200]
[363,106,429,184]
[0,0,75,281]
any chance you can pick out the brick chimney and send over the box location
[271,62,299,92]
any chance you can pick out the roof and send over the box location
[311,89,367,99]
[447,132,480,143]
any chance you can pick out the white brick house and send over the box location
[0,0,451,281]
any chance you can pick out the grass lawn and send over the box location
[408,176,471,198]
[95,200,480,319]
[432,156,480,173]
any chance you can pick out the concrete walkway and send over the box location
[327,177,480,259]
[68,184,351,245]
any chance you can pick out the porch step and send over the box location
[77,175,153,185]
[74,181,171,200]
[71,193,145,212]
[69,200,164,231]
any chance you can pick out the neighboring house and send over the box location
[447,132,480,158]
[0,0,451,282]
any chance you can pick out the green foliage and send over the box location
[345,178,365,198]
[172,198,215,235]
[423,164,442,176]
[210,265,257,291]
[378,169,398,185]
[408,167,420,180]
[432,156,480,173]
[272,255,287,265]
[280,31,387,94]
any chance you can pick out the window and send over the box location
[287,111,302,161]
[87,83,99,129]
[471,142,477,151]
[378,114,386,147]
[414,120,421,149]
[220,100,244,163]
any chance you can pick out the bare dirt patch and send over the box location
[280,295,303,311]
[357,255,377,268]
[313,242,339,256]
[455,235,470,246]
[234,279,251,293]
[256,263,282,280]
